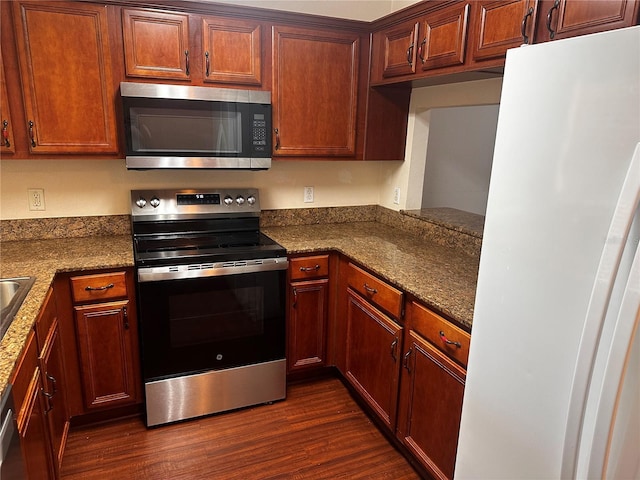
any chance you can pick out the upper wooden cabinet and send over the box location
[468,0,539,64]
[372,0,639,84]
[122,8,263,86]
[377,19,420,79]
[371,2,470,83]
[11,1,119,154]
[535,0,640,43]
[202,17,262,85]
[418,2,470,71]
[272,25,359,157]
[122,8,191,81]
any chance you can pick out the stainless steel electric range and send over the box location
[130,188,288,427]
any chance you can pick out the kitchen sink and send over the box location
[0,277,35,341]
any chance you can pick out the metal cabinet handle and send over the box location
[184,50,190,76]
[2,120,10,147]
[205,51,210,77]
[546,0,560,39]
[41,388,54,413]
[46,373,57,394]
[28,120,36,147]
[300,265,320,272]
[390,338,398,361]
[439,330,462,348]
[406,42,414,66]
[274,128,280,150]
[123,305,129,330]
[292,286,297,308]
[521,7,534,44]
[84,283,114,291]
[403,348,412,373]
[418,37,427,64]
[363,283,377,294]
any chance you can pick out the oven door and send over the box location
[136,266,286,383]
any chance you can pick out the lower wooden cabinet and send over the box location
[39,319,68,475]
[397,330,466,480]
[11,332,54,479]
[56,268,142,419]
[287,255,330,374]
[74,300,139,410]
[344,288,402,431]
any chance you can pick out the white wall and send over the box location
[0,159,389,218]
[379,77,503,211]
[421,104,499,215]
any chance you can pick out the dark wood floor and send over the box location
[61,377,422,479]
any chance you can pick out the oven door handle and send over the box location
[137,257,289,282]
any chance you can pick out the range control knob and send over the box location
[247,195,256,205]
[149,197,160,208]
[236,196,245,205]
[223,195,234,206]
[135,197,147,208]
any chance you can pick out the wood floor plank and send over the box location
[61,377,421,479]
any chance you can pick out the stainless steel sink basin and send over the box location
[0,277,35,341]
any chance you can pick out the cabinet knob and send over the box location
[418,37,426,64]
[406,42,414,66]
[299,264,320,272]
[363,283,378,295]
[84,283,114,291]
[403,348,413,373]
[521,7,534,45]
[28,120,36,147]
[439,330,462,348]
[546,0,560,39]
[2,120,10,148]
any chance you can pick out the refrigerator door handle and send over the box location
[562,142,640,478]
[585,236,640,478]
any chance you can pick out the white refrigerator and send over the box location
[455,26,640,480]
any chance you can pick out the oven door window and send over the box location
[137,269,285,381]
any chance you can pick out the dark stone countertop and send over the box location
[0,235,134,399]
[262,221,479,330]
[0,220,480,399]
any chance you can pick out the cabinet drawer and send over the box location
[34,287,56,352]
[290,255,330,280]
[409,300,470,367]
[347,263,403,319]
[70,272,127,304]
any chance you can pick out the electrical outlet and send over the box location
[28,188,46,211]
[304,186,314,203]
[393,187,400,205]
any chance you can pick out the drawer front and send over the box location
[70,272,128,304]
[409,300,470,367]
[347,263,403,319]
[290,255,330,281]
[34,287,56,352]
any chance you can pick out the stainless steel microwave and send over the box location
[121,82,272,170]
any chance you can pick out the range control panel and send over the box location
[131,188,260,219]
